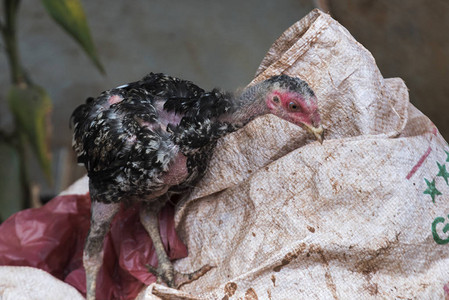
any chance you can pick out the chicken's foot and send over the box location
[140,201,213,288]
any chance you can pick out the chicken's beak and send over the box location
[303,124,324,144]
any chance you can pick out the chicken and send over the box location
[71,72,323,299]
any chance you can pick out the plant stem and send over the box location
[1,0,30,210]
[17,133,30,208]
[1,0,25,86]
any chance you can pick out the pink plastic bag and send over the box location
[0,193,187,300]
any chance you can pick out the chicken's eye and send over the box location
[272,96,280,103]
[288,102,300,112]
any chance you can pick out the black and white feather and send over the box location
[71,73,235,204]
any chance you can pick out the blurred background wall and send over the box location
[0,0,448,200]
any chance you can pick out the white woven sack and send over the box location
[146,9,449,300]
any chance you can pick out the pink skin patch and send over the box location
[136,119,163,132]
[108,95,124,105]
[154,100,183,127]
[161,152,188,185]
[127,135,137,143]
[266,91,319,127]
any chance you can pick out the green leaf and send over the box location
[0,141,24,221]
[8,85,53,183]
[41,0,105,74]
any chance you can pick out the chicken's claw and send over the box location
[146,263,214,288]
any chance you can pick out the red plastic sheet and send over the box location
[0,193,188,300]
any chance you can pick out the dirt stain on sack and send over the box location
[308,244,339,300]
[273,252,297,272]
[271,274,276,286]
[355,233,399,275]
[244,288,258,300]
[267,288,272,299]
[365,282,379,296]
[330,177,341,193]
[324,271,338,300]
[273,243,306,272]
[271,244,340,299]
[222,282,238,299]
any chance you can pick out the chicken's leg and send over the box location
[84,201,120,300]
[139,200,213,288]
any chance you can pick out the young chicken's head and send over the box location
[264,75,323,142]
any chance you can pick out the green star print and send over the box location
[423,178,442,203]
[437,162,449,185]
